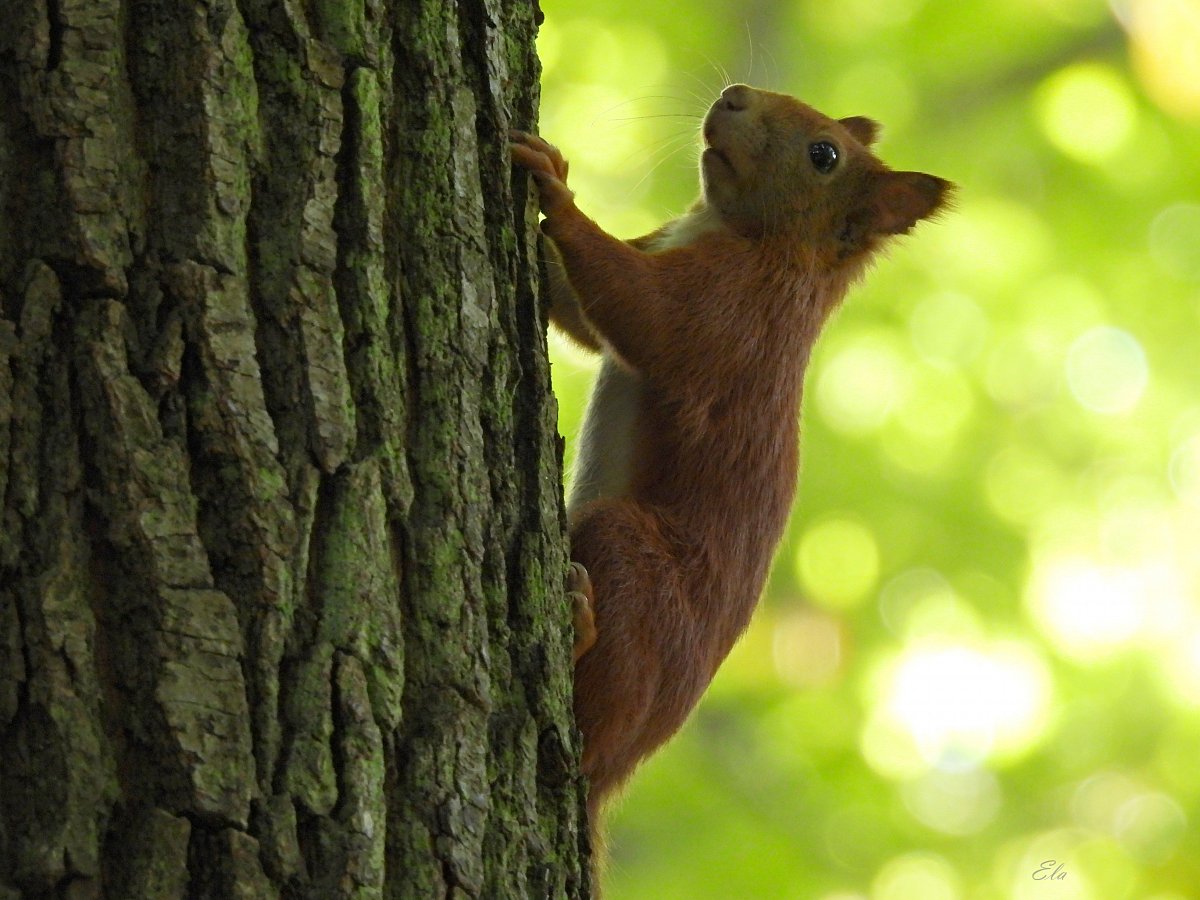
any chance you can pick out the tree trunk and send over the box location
[0,0,589,896]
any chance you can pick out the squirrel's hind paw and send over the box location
[568,562,597,662]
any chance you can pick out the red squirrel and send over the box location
[511,84,951,836]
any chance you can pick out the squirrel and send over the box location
[511,83,951,842]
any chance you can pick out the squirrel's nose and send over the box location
[718,84,753,111]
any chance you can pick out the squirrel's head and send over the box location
[700,84,951,261]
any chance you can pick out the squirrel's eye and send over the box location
[808,141,839,174]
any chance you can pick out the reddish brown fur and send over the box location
[512,84,952,844]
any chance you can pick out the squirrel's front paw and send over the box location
[567,561,597,662]
[510,130,575,216]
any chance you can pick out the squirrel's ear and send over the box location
[867,171,953,235]
[839,115,881,145]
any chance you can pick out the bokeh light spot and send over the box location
[872,852,961,900]
[1115,792,1188,864]
[1164,627,1200,706]
[860,709,928,780]
[816,334,907,434]
[879,568,955,635]
[1007,829,1108,900]
[1065,326,1148,415]
[797,518,880,609]
[1149,204,1200,282]
[875,640,1053,768]
[902,766,1002,835]
[1167,434,1200,504]
[772,608,844,687]
[1027,557,1146,660]
[1071,771,1142,833]
[1127,0,1200,119]
[1036,63,1138,163]
[879,569,984,640]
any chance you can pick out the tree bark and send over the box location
[0,0,589,896]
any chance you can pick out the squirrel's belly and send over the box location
[567,355,642,517]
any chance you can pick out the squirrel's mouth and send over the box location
[702,146,734,174]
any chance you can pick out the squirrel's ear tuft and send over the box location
[868,171,953,235]
[839,116,881,146]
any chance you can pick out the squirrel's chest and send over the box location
[566,356,642,517]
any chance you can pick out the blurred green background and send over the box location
[535,0,1200,897]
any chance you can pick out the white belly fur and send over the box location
[567,357,641,516]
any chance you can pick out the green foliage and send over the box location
[537,0,1200,896]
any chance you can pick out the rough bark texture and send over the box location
[0,0,589,896]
